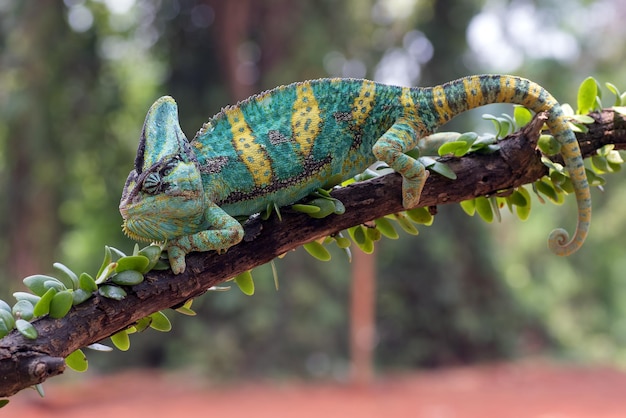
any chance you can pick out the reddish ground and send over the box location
[7,361,626,418]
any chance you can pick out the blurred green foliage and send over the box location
[1,0,626,380]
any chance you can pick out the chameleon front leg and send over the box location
[372,118,428,209]
[167,203,244,274]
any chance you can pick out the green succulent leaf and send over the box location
[52,263,79,290]
[131,316,151,333]
[149,311,172,332]
[49,290,74,319]
[72,289,92,306]
[33,384,45,398]
[65,349,88,372]
[12,292,41,306]
[33,288,57,317]
[111,270,144,286]
[513,105,533,127]
[0,300,10,313]
[374,217,399,239]
[438,141,471,157]
[303,241,332,261]
[175,299,197,316]
[23,275,63,297]
[0,399,8,408]
[474,196,494,223]
[392,213,419,235]
[406,207,434,225]
[348,225,375,254]
[95,262,117,285]
[537,134,561,156]
[606,82,622,106]
[12,300,35,321]
[536,179,563,204]
[233,270,255,295]
[98,285,127,300]
[366,226,382,242]
[0,310,16,337]
[108,246,127,260]
[508,189,528,207]
[115,255,150,274]
[43,279,66,293]
[16,319,38,339]
[334,235,352,248]
[110,329,130,351]
[79,273,98,293]
[292,203,321,214]
[96,246,113,279]
[577,76,599,115]
[460,199,476,216]
[421,157,457,180]
[137,245,163,273]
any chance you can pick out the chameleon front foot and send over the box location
[166,244,187,275]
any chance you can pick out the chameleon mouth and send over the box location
[121,219,164,243]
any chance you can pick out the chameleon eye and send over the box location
[161,155,180,177]
[143,172,162,194]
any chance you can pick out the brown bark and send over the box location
[1,109,625,397]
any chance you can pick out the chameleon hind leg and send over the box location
[167,203,244,274]
[372,118,428,209]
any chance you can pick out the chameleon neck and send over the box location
[419,74,590,256]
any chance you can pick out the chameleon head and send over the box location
[120,96,205,242]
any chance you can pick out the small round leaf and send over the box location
[149,311,172,332]
[99,285,127,300]
[49,290,73,319]
[111,270,144,286]
[115,255,150,273]
[12,300,35,321]
[16,319,38,339]
[33,288,57,317]
[65,349,88,372]
[110,330,130,351]
[234,270,255,295]
[303,241,332,261]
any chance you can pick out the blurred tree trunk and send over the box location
[351,249,376,385]
[1,2,107,282]
[2,3,63,280]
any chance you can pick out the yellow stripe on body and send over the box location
[291,82,322,158]
[351,80,377,126]
[400,87,414,111]
[227,108,272,187]
[432,85,453,123]
[463,76,485,109]
[520,82,555,112]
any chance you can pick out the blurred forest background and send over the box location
[1,0,626,381]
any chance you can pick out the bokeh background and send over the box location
[1,0,626,384]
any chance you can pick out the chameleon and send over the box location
[119,75,591,274]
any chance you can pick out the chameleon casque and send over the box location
[119,75,591,274]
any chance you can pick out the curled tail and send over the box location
[427,74,591,255]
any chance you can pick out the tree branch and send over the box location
[1,109,625,397]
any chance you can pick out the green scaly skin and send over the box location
[119,75,591,274]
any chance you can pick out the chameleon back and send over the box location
[192,78,409,217]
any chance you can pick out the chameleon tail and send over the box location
[425,74,591,256]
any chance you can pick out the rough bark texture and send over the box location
[1,109,626,398]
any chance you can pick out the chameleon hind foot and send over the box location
[401,167,429,209]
